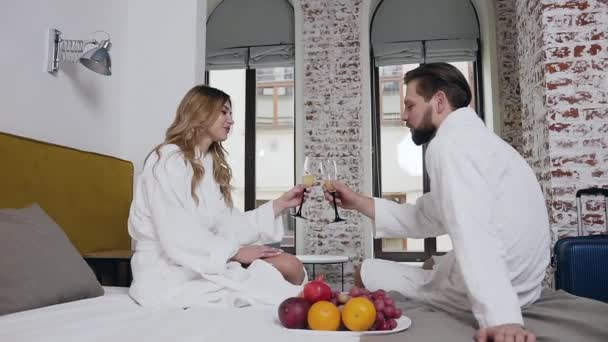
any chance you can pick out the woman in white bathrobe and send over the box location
[128,85,306,308]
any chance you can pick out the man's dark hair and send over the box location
[404,62,472,109]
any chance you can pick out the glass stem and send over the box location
[331,192,339,217]
[296,193,305,215]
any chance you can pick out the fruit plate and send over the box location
[276,315,412,336]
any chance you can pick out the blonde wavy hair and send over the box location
[147,85,233,207]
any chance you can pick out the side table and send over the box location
[296,255,349,290]
[83,250,133,287]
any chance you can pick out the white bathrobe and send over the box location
[128,144,302,308]
[362,107,550,328]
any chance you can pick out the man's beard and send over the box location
[410,106,437,146]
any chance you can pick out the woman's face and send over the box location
[207,101,234,142]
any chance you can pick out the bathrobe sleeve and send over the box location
[215,201,285,246]
[146,152,239,275]
[373,194,446,238]
[427,139,523,327]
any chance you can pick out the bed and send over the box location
[3,286,607,342]
[0,132,359,342]
[0,287,357,342]
[1,132,607,342]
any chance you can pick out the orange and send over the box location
[307,301,341,331]
[341,297,377,331]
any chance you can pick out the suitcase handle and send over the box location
[576,187,608,236]
[576,188,608,198]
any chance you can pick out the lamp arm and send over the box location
[83,39,99,48]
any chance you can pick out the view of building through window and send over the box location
[209,69,247,210]
[256,67,295,246]
[209,67,295,247]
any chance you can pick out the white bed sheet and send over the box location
[0,287,358,342]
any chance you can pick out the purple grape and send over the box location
[388,318,397,330]
[380,321,390,331]
[330,298,338,305]
[384,297,395,306]
[374,299,385,311]
[373,321,383,331]
[384,306,395,318]
[375,311,385,323]
[372,321,381,331]
[350,287,361,297]
[394,308,402,318]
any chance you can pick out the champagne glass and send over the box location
[321,159,346,223]
[292,156,314,219]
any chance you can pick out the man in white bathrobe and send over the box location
[326,63,549,342]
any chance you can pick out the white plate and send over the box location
[277,315,411,336]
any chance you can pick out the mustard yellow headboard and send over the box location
[0,132,133,254]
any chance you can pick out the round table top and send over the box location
[296,255,349,264]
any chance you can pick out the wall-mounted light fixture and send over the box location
[46,28,112,76]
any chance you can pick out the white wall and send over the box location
[122,0,207,172]
[0,0,207,173]
[0,0,128,157]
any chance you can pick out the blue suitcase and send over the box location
[554,188,608,303]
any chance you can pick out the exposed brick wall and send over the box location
[513,0,555,287]
[300,0,365,288]
[498,0,608,238]
[495,0,525,155]
[515,0,554,223]
[543,0,608,236]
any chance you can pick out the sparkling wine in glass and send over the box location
[292,157,314,219]
[322,159,345,223]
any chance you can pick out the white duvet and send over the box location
[0,287,357,342]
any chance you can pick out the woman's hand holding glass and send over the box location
[273,185,306,216]
[292,156,315,219]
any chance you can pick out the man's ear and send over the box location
[434,91,448,114]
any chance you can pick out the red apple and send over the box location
[278,297,310,329]
[303,280,332,304]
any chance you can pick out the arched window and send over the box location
[206,0,296,251]
[370,0,482,262]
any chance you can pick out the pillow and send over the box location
[0,204,103,315]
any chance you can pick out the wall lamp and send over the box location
[46,28,112,76]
